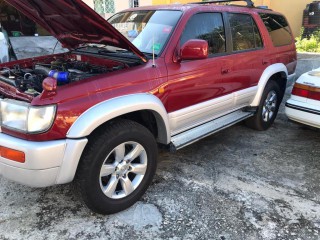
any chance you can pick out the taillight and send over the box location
[292,85,309,98]
[291,83,320,101]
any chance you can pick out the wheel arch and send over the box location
[250,63,288,106]
[67,93,171,144]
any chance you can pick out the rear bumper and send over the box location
[0,133,87,187]
[285,99,320,128]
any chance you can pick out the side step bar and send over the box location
[170,110,254,152]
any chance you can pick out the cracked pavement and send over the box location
[1,90,320,240]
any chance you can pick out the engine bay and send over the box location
[0,53,128,96]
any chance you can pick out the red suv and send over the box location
[0,0,296,214]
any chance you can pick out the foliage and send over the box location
[295,28,320,53]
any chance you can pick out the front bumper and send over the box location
[0,133,87,187]
[285,99,320,128]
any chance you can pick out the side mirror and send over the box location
[180,39,208,61]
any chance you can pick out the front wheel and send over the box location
[76,119,158,214]
[245,80,281,130]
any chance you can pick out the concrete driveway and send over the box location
[1,87,320,240]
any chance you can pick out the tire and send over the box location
[76,119,158,214]
[245,80,281,131]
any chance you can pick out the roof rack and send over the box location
[190,0,254,7]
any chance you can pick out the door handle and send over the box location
[221,68,230,74]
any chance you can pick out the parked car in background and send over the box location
[0,24,9,63]
[285,68,320,128]
[0,0,296,214]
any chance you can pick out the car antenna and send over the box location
[152,35,156,68]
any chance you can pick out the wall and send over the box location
[82,0,311,38]
[83,0,152,11]
[115,0,152,12]
[82,0,152,19]
[82,0,94,9]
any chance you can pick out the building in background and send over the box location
[83,0,152,19]
[82,0,312,38]
[0,0,311,39]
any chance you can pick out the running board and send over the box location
[170,110,253,152]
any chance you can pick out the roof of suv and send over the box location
[124,3,276,15]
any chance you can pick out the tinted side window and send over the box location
[181,13,226,55]
[259,13,292,47]
[229,13,263,51]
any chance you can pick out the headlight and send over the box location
[0,99,56,133]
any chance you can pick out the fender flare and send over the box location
[250,63,288,106]
[67,93,171,144]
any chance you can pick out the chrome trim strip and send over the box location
[285,102,320,115]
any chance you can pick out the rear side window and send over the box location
[181,13,226,55]
[259,13,292,47]
[228,13,263,51]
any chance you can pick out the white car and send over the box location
[0,29,9,63]
[285,68,320,128]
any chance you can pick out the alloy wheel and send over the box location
[99,141,147,199]
[262,90,277,122]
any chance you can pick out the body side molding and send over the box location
[67,93,171,144]
[169,86,257,135]
[250,63,288,106]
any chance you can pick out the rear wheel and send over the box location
[246,80,281,130]
[76,119,158,214]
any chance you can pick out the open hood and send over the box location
[5,0,147,62]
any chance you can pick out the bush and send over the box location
[295,29,320,53]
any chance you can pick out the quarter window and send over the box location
[228,13,263,51]
[259,13,292,47]
[181,13,226,55]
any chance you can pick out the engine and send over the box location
[0,58,124,96]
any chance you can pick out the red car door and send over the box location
[165,12,234,133]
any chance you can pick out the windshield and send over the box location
[108,10,182,55]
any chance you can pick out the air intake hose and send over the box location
[34,65,51,76]
[35,65,69,83]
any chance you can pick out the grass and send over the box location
[295,29,320,53]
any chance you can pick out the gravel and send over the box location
[1,89,320,240]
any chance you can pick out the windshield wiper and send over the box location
[96,49,143,60]
[97,49,117,54]
[141,52,157,58]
